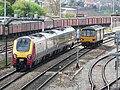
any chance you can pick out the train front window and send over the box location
[81,30,86,36]
[16,38,30,52]
[82,29,95,36]
[91,31,95,36]
[87,30,90,36]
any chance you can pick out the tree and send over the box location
[7,0,16,5]
[45,0,60,16]
[12,0,46,17]
[0,0,16,5]
[28,2,46,16]
[0,1,14,16]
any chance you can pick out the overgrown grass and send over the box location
[0,59,11,68]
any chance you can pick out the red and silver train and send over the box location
[12,26,76,70]
[0,16,120,38]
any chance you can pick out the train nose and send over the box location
[92,39,95,41]
[17,52,27,58]
[86,42,90,46]
[80,38,84,41]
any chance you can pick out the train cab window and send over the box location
[82,29,95,37]
[16,38,30,52]
[91,31,95,36]
[81,30,86,36]
[87,30,90,36]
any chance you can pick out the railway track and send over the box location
[0,70,16,81]
[0,71,28,90]
[0,32,115,89]
[88,37,118,90]
[100,55,120,90]
[101,76,120,90]
[20,48,91,90]
[19,36,115,90]
[88,55,116,90]
[0,42,13,53]
[102,57,115,88]
[0,42,86,89]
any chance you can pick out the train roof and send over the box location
[51,29,63,35]
[44,30,57,34]
[17,36,31,39]
[51,26,75,34]
[45,28,69,36]
[64,26,75,32]
[39,32,56,38]
[15,26,75,42]
[30,32,56,39]
[82,25,104,31]
[15,36,42,41]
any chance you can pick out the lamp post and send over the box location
[76,29,80,69]
[108,35,120,90]
[0,0,6,20]
[4,25,9,66]
[110,16,113,32]
[40,16,45,32]
[114,18,117,27]
[111,0,115,31]
[4,0,6,21]
[60,0,61,18]
[112,0,115,14]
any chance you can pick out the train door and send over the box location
[101,29,104,39]
[96,30,100,42]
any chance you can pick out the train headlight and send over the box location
[27,54,32,59]
[92,39,95,41]
[13,54,17,59]
[80,38,84,40]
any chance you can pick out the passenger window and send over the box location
[91,31,95,36]
[82,31,86,36]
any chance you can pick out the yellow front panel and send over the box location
[80,36,96,43]
[13,40,33,58]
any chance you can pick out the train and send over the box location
[0,16,120,39]
[12,26,76,70]
[80,25,104,47]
